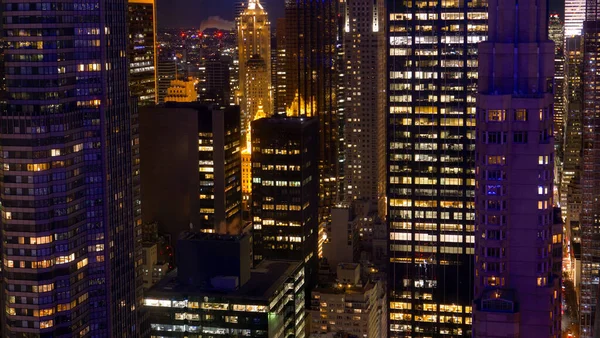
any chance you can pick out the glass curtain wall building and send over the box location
[0,0,140,336]
[386,0,487,336]
[128,0,157,105]
[283,0,342,220]
[566,0,587,37]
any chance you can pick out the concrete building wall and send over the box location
[474,0,561,336]
[140,106,200,243]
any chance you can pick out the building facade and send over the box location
[237,0,271,141]
[198,54,232,107]
[566,0,587,37]
[561,35,584,216]
[549,14,566,165]
[251,117,320,287]
[157,56,178,103]
[342,0,386,206]
[144,233,306,338]
[140,104,242,238]
[310,274,386,338]
[274,18,288,116]
[283,0,342,220]
[198,106,242,233]
[0,0,140,336]
[244,55,270,126]
[473,0,562,336]
[164,79,197,102]
[386,1,487,336]
[128,0,157,105]
[581,1,600,335]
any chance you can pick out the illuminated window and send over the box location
[515,109,527,121]
[487,110,505,122]
[486,156,505,165]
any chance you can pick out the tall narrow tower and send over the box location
[0,0,139,336]
[128,0,158,105]
[473,1,562,336]
[581,1,600,336]
[284,0,342,221]
[237,0,271,141]
[342,0,386,206]
[386,1,487,336]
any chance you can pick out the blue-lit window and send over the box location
[486,185,502,195]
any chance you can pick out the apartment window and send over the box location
[515,109,527,121]
[487,156,505,165]
[487,110,505,122]
[484,132,502,144]
[513,131,528,143]
[485,170,505,181]
[486,184,502,196]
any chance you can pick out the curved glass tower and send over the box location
[0,0,140,336]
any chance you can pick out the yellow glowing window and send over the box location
[487,110,505,121]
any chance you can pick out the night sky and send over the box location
[156,0,564,29]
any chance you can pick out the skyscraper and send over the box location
[140,104,242,237]
[157,55,177,104]
[244,55,270,123]
[198,54,232,107]
[283,0,342,220]
[128,0,158,105]
[274,18,288,116]
[581,1,600,335]
[550,14,566,165]
[251,117,320,287]
[562,36,584,217]
[386,0,487,336]
[0,0,139,335]
[566,0,587,37]
[342,0,386,206]
[238,0,271,141]
[473,0,562,336]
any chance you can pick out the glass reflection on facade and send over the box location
[1,0,140,335]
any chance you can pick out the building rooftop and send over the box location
[253,116,317,126]
[312,281,376,296]
[146,259,301,301]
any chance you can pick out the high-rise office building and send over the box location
[550,14,566,164]
[581,1,600,335]
[198,54,232,107]
[237,0,271,141]
[341,0,386,205]
[140,104,242,240]
[562,36,584,217]
[473,0,562,336]
[566,0,587,37]
[128,0,157,105]
[386,1,487,336]
[283,0,342,220]
[157,56,178,103]
[274,18,288,116]
[244,55,271,124]
[251,117,319,286]
[0,0,139,336]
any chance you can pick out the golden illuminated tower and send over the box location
[238,0,272,141]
